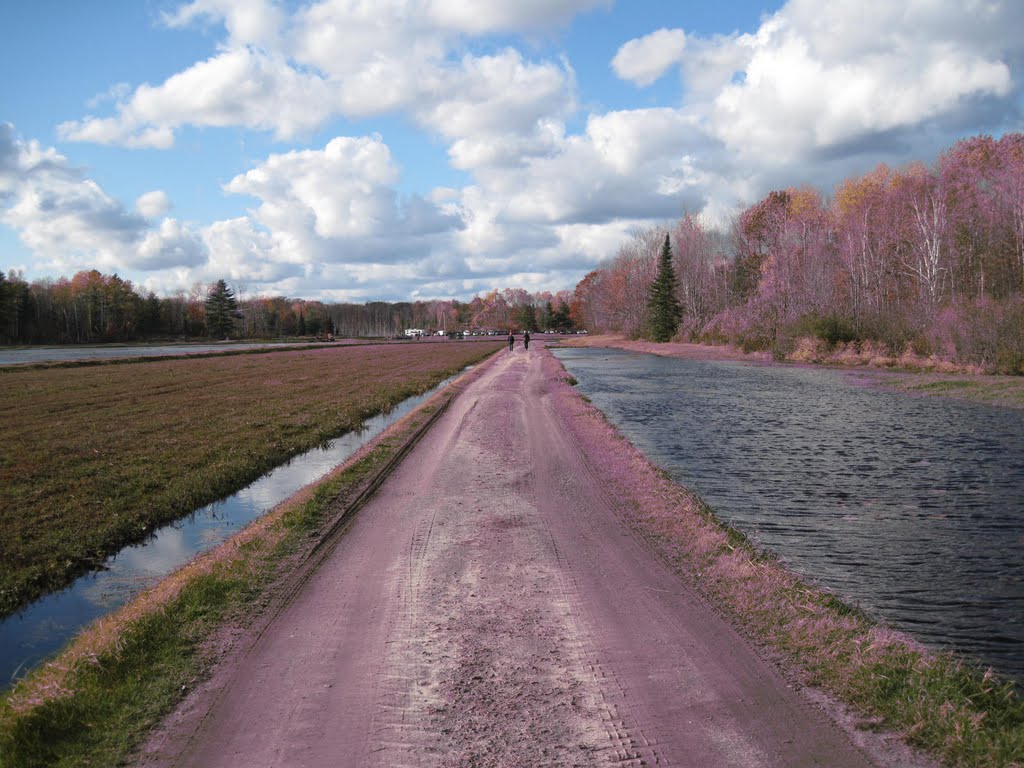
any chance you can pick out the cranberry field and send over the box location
[0,342,502,618]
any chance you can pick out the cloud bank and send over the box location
[4,0,1022,300]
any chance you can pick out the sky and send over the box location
[1,0,1022,303]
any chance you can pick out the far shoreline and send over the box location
[558,334,1024,410]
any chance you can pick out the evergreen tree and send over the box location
[204,279,238,339]
[518,303,539,332]
[542,300,554,330]
[0,272,9,342]
[139,291,162,336]
[551,301,573,332]
[646,233,682,342]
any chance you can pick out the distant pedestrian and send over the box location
[508,331,514,351]
[523,331,530,351]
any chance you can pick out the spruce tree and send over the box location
[204,279,238,339]
[646,233,682,342]
[518,303,538,332]
[551,301,573,332]
[0,272,9,342]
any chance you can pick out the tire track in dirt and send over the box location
[138,348,895,767]
[366,354,647,766]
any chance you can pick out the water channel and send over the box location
[553,347,1024,684]
[0,375,459,688]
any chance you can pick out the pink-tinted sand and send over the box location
[136,344,928,767]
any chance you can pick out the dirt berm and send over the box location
[137,346,930,767]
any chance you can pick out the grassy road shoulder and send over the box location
[0,356,498,768]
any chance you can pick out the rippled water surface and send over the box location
[554,348,1024,682]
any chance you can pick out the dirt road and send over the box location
[139,348,884,767]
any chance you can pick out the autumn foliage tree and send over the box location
[574,132,1024,372]
[673,214,730,334]
[0,269,576,346]
[646,233,682,342]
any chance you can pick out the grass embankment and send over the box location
[0,378,461,768]
[876,373,1024,410]
[0,342,502,618]
[545,352,1024,767]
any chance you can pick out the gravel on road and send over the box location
[137,347,890,767]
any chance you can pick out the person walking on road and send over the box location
[523,330,530,351]
[508,331,514,352]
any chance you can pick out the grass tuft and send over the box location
[1,572,242,768]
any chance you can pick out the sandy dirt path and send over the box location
[139,347,879,767]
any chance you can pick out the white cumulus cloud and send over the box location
[223,134,464,269]
[163,0,284,47]
[426,0,610,34]
[136,190,171,218]
[59,0,601,150]
[0,124,146,270]
[689,0,1021,161]
[226,136,400,240]
[134,218,207,269]
[612,28,687,86]
[60,48,335,147]
[0,124,208,275]
[419,49,576,170]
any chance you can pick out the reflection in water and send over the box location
[554,348,1024,684]
[0,379,454,687]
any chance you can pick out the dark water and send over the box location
[554,348,1024,683]
[0,375,459,687]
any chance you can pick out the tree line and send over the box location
[572,133,1024,373]
[0,269,575,345]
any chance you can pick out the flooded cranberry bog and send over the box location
[0,341,502,625]
[554,346,1024,686]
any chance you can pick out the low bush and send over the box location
[936,297,1024,374]
[789,313,860,350]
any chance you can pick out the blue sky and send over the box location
[2,0,1022,302]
